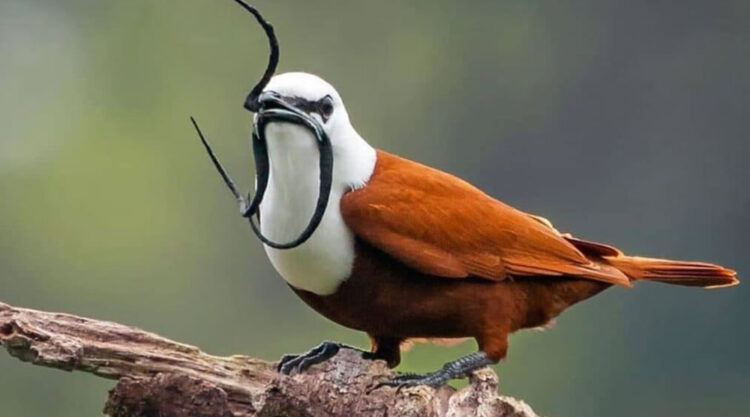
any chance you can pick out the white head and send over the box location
[257,72,375,191]
[262,72,345,124]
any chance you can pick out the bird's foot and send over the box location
[377,352,494,388]
[277,340,369,375]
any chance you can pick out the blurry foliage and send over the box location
[1,1,748,416]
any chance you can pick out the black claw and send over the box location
[279,356,301,375]
[277,354,298,372]
[276,341,345,375]
[295,342,340,372]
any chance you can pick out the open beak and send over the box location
[245,90,285,112]
[253,92,323,137]
[256,91,283,110]
[254,91,303,116]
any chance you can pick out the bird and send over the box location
[247,71,739,387]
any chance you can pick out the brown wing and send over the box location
[340,150,630,286]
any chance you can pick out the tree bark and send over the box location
[0,301,540,417]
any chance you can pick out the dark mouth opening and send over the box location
[261,103,284,112]
[259,99,287,112]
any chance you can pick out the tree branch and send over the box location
[0,301,540,417]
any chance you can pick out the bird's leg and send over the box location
[277,340,367,375]
[366,335,402,367]
[378,351,495,387]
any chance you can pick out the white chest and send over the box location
[261,188,356,295]
[259,122,375,295]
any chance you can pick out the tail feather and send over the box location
[604,256,739,289]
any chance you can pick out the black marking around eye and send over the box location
[284,95,333,122]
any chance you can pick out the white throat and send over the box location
[259,120,376,295]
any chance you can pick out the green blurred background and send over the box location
[1,1,748,416]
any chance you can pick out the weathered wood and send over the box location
[0,301,540,417]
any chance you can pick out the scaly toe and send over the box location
[277,354,299,373]
[279,355,305,375]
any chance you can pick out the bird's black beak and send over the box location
[251,90,285,112]
[244,89,283,112]
[255,90,284,111]
[254,91,313,124]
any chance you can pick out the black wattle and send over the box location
[241,130,269,218]
[243,106,334,250]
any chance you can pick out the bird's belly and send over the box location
[292,250,610,340]
[291,241,494,338]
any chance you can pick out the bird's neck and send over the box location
[258,121,376,295]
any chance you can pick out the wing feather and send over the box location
[340,150,630,286]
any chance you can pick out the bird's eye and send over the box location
[319,95,334,122]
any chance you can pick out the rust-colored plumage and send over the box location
[195,5,738,385]
[292,150,738,366]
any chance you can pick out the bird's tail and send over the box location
[562,235,739,289]
[604,255,739,289]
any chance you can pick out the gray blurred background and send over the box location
[1,1,748,416]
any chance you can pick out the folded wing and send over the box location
[340,150,631,286]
